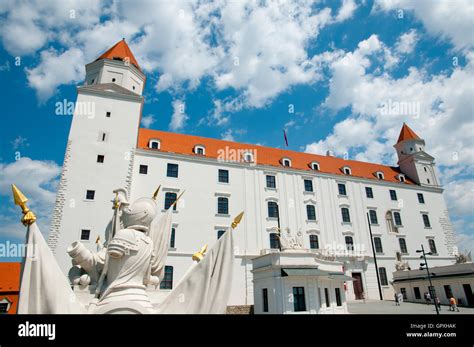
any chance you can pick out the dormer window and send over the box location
[243,152,254,163]
[376,171,384,180]
[310,162,320,171]
[148,139,160,150]
[342,166,351,175]
[194,145,206,156]
[281,157,292,167]
[397,174,406,183]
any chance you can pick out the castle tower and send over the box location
[48,39,145,275]
[394,123,440,187]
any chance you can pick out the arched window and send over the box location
[342,166,351,175]
[217,230,226,239]
[149,139,160,150]
[376,171,384,180]
[399,238,408,254]
[393,211,403,226]
[373,237,383,253]
[428,239,437,254]
[269,233,280,250]
[310,162,320,171]
[194,145,206,155]
[385,211,397,233]
[217,197,229,215]
[267,201,279,218]
[160,266,173,289]
[309,235,319,249]
[243,152,254,163]
[341,207,351,223]
[164,192,177,211]
[345,236,354,251]
[281,158,291,167]
[306,205,316,221]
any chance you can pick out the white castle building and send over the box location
[48,40,457,308]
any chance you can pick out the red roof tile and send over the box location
[96,39,141,71]
[137,128,414,185]
[0,262,21,292]
[397,123,420,143]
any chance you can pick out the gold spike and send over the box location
[152,185,161,200]
[231,211,244,229]
[171,190,185,208]
[11,184,36,226]
[96,235,101,244]
[192,244,208,262]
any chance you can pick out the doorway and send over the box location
[463,284,474,306]
[352,273,364,300]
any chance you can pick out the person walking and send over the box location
[436,297,442,311]
[424,291,431,305]
[449,296,460,312]
[397,292,403,305]
[394,292,400,306]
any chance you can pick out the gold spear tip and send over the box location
[152,185,161,200]
[12,184,28,207]
[192,244,208,262]
[96,235,101,244]
[231,211,244,229]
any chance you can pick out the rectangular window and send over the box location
[428,239,437,254]
[167,163,179,178]
[414,287,421,299]
[164,192,177,211]
[365,187,374,198]
[106,111,111,118]
[417,193,425,204]
[306,205,316,221]
[217,197,229,215]
[160,266,173,290]
[304,179,313,192]
[393,211,402,226]
[374,237,383,253]
[324,288,330,307]
[218,169,229,183]
[379,267,388,286]
[170,228,175,248]
[269,233,280,249]
[399,238,408,254]
[422,214,431,228]
[309,235,319,249]
[389,189,398,201]
[97,155,104,163]
[262,288,269,313]
[267,201,279,218]
[85,190,95,200]
[338,183,347,196]
[369,210,378,224]
[0,303,8,313]
[341,208,351,223]
[266,175,276,188]
[80,229,91,241]
[139,164,148,174]
[335,288,342,306]
[293,287,306,312]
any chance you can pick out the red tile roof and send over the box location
[96,39,142,71]
[397,123,420,143]
[0,262,21,292]
[137,128,414,185]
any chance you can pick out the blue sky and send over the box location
[0,0,473,260]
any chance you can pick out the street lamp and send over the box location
[367,212,383,301]
[417,245,439,315]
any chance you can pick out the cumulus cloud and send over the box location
[221,129,235,141]
[374,0,474,52]
[140,114,156,128]
[335,0,358,22]
[395,29,418,54]
[169,100,188,131]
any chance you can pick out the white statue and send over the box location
[278,228,304,251]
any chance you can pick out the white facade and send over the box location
[48,44,458,307]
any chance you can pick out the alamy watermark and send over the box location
[217,146,258,166]
[55,99,96,118]
[379,99,421,119]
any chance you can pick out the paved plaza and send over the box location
[347,299,474,314]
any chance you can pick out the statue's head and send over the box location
[121,197,158,232]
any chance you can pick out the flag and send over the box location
[149,207,174,282]
[18,222,86,314]
[283,129,289,146]
[156,228,234,314]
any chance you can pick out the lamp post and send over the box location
[367,212,383,301]
[417,244,439,315]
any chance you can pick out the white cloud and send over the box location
[221,129,235,141]
[455,232,474,254]
[140,114,155,128]
[11,136,29,150]
[26,48,85,102]
[374,0,474,52]
[0,158,61,239]
[169,100,188,131]
[335,0,358,22]
[395,29,418,54]
[444,179,474,217]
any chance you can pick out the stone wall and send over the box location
[226,305,254,314]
